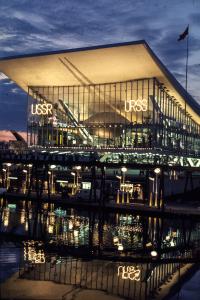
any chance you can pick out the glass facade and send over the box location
[27,77,200,155]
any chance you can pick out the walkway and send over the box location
[0,272,123,300]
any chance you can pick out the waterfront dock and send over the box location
[4,191,200,219]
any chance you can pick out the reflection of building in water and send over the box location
[117,265,141,281]
[24,241,45,263]
[20,209,26,224]
[47,211,55,234]
[2,207,10,227]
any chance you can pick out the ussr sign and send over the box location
[31,103,53,115]
[125,99,147,112]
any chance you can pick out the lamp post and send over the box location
[27,164,32,190]
[118,244,124,251]
[154,168,161,207]
[71,172,76,195]
[75,166,81,188]
[50,165,56,194]
[151,250,158,257]
[148,177,155,207]
[121,167,127,204]
[121,167,127,186]
[2,169,6,187]
[6,163,12,189]
[22,169,28,193]
[116,175,122,204]
[116,175,122,189]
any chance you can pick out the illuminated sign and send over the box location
[117,266,141,281]
[125,99,147,112]
[31,103,53,115]
[82,182,92,190]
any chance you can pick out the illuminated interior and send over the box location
[26,78,200,155]
[0,41,199,154]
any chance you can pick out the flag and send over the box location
[177,26,189,41]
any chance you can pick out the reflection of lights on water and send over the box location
[48,212,55,225]
[48,224,54,234]
[121,167,127,173]
[8,204,16,210]
[118,266,140,281]
[54,208,67,217]
[170,240,175,247]
[151,250,158,257]
[172,231,177,237]
[3,208,10,227]
[117,225,142,233]
[43,203,48,210]
[165,235,170,241]
[25,220,28,231]
[118,244,124,251]
[69,221,73,230]
[113,237,119,244]
[75,220,80,227]
[154,168,161,174]
[50,164,56,169]
[20,210,26,224]
[74,230,79,237]
[4,216,9,227]
[24,241,45,263]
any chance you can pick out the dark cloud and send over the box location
[190,12,200,25]
[0,79,26,130]
[189,64,200,76]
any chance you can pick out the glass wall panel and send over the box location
[27,78,200,155]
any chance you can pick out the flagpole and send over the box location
[185,30,189,92]
[185,25,189,116]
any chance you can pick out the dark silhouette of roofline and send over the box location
[10,130,26,143]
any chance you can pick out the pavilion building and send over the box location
[0,40,199,158]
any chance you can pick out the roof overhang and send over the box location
[0,40,199,123]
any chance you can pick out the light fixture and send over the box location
[154,168,161,174]
[6,163,12,167]
[151,250,158,257]
[118,244,124,251]
[75,166,81,170]
[74,230,79,237]
[50,165,56,169]
[2,169,6,172]
[56,180,68,183]
[28,164,33,168]
[113,237,119,244]
[71,172,75,176]
[68,221,73,230]
[116,176,122,180]
[48,224,54,233]
[23,170,28,173]
[121,167,127,173]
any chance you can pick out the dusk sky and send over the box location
[0,0,200,132]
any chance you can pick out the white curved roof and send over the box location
[0,40,199,123]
